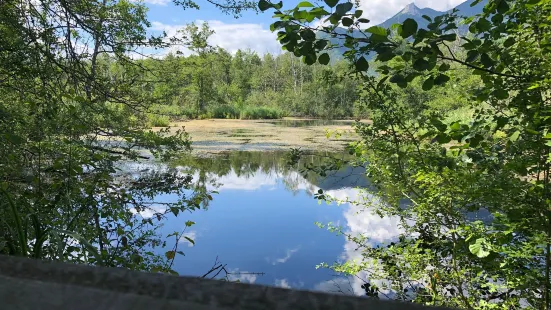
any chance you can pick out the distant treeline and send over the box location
[132,49,361,125]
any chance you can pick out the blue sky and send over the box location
[139,0,467,55]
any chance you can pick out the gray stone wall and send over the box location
[0,255,453,310]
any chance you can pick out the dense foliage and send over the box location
[136,23,479,124]
[264,0,551,308]
[0,0,240,273]
[136,46,360,122]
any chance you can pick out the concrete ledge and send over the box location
[0,255,452,310]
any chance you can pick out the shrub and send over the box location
[239,106,285,120]
[205,105,239,119]
[146,113,170,127]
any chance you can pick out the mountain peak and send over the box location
[402,2,419,14]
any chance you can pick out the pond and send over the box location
[131,151,403,295]
[258,119,355,127]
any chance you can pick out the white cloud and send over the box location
[178,230,197,247]
[186,169,313,192]
[149,20,280,56]
[131,0,170,5]
[358,0,468,25]
[274,279,291,289]
[314,187,405,296]
[270,247,300,265]
[226,269,258,284]
[208,20,280,55]
[130,204,167,218]
[214,171,278,191]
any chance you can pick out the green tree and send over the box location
[0,0,250,272]
[264,0,551,308]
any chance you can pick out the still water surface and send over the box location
[258,119,355,127]
[135,151,401,294]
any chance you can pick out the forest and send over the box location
[138,44,479,125]
[124,21,480,125]
[2,0,551,309]
[140,46,360,123]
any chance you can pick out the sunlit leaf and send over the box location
[165,250,176,259]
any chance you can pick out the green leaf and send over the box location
[329,13,341,25]
[435,133,452,144]
[400,18,418,38]
[430,118,447,132]
[170,207,179,216]
[309,7,330,17]
[357,18,369,23]
[324,0,338,8]
[462,42,477,50]
[314,40,328,50]
[342,17,353,27]
[366,26,386,36]
[354,10,363,17]
[390,74,406,88]
[185,220,195,227]
[439,63,450,72]
[466,50,479,63]
[440,33,457,41]
[293,10,310,20]
[335,2,353,15]
[258,0,271,11]
[55,229,103,265]
[493,89,509,99]
[480,53,494,68]
[503,37,515,48]
[300,29,316,41]
[318,53,330,65]
[497,0,510,14]
[450,122,461,131]
[510,130,520,142]
[477,18,492,32]
[469,238,490,258]
[413,58,429,71]
[3,188,27,256]
[297,1,314,7]
[434,74,450,85]
[303,54,317,65]
[270,21,283,31]
[184,236,195,245]
[355,56,369,71]
[165,250,176,259]
[492,13,504,24]
[422,77,434,91]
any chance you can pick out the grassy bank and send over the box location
[146,104,287,127]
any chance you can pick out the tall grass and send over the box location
[202,105,286,120]
[204,105,239,119]
[146,113,171,127]
[239,106,285,120]
[145,104,286,126]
